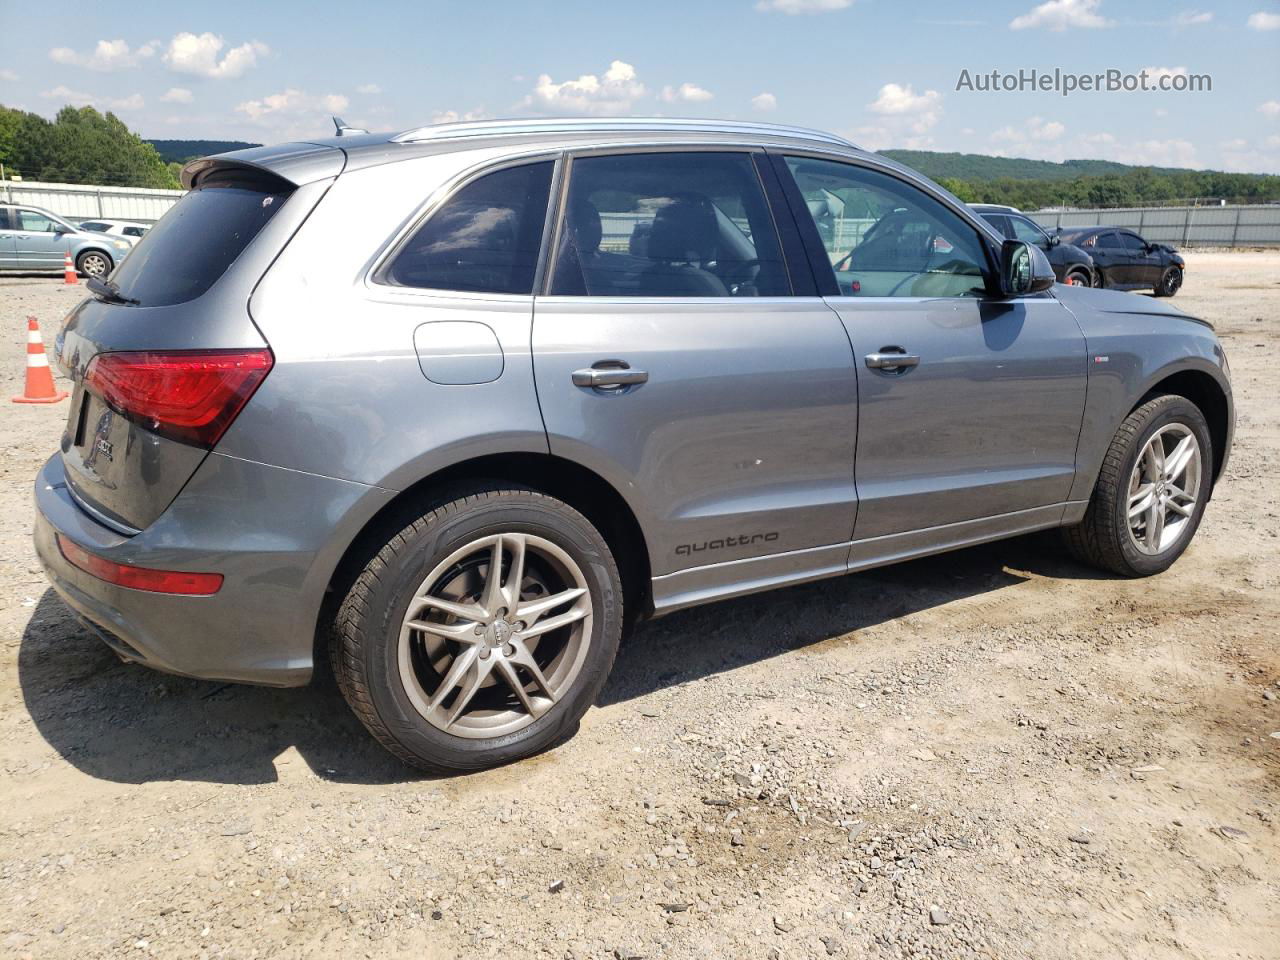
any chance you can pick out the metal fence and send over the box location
[1,180,185,225]
[1028,204,1280,248]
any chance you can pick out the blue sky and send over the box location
[2,0,1278,172]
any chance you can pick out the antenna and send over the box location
[332,116,369,137]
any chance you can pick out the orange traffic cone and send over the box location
[63,252,78,285]
[12,316,68,404]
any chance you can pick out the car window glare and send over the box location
[383,162,554,295]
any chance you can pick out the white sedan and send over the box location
[78,219,151,245]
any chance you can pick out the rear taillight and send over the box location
[56,534,224,595]
[83,348,273,448]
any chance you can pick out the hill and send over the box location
[146,139,262,164]
[879,150,1195,182]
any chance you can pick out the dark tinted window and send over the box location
[384,162,553,294]
[786,156,990,298]
[0,209,10,230]
[980,214,1014,239]
[1119,232,1146,251]
[123,226,147,237]
[1008,215,1049,245]
[551,152,788,297]
[80,221,110,232]
[110,176,290,307]
[1095,231,1121,248]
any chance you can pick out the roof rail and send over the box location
[390,117,858,149]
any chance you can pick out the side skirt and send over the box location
[650,502,1085,615]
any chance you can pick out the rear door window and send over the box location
[109,174,291,306]
[549,151,789,297]
[981,214,1014,239]
[381,161,554,295]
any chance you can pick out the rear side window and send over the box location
[381,161,554,295]
[109,175,290,307]
[81,221,109,232]
[981,214,1014,239]
[550,152,789,297]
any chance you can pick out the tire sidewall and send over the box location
[77,251,111,277]
[1158,267,1181,297]
[1110,399,1211,575]
[359,493,621,770]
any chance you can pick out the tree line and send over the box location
[0,104,179,189]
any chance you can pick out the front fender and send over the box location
[1056,289,1232,503]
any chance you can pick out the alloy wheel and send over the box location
[397,533,593,738]
[1126,423,1202,555]
[80,253,109,277]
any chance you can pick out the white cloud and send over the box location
[1010,0,1111,31]
[1174,10,1212,25]
[164,32,268,79]
[868,82,940,117]
[1247,11,1280,30]
[751,92,778,112]
[48,39,156,71]
[1259,100,1280,117]
[160,87,193,104]
[0,69,17,82]
[41,85,144,111]
[236,89,349,123]
[659,82,713,103]
[755,0,853,12]
[431,108,488,124]
[356,83,381,95]
[523,60,645,115]
[1142,65,1189,83]
[992,116,1066,145]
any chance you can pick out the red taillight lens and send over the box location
[83,348,273,448]
[56,534,223,595]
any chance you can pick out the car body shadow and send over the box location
[18,533,1112,785]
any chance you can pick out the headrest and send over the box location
[567,196,602,254]
[646,195,718,263]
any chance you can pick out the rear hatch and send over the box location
[56,148,341,532]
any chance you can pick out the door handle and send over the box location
[571,362,648,390]
[864,349,920,371]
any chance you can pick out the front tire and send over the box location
[330,487,623,773]
[75,250,112,279]
[1065,268,1091,287]
[1154,266,1182,297]
[1063,395,1212,577]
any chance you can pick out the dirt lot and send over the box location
[1,253,1277,960]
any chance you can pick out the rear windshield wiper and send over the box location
[86,275,141,306]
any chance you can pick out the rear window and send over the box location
[109,174,291,307]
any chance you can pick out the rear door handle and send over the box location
[571,362,648,389]
[864,350,920,371]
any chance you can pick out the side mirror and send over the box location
[1048,234,1060,248]
[52,224,69,235]
[999,239,1056,297]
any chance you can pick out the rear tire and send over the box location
[330,486,623,773]
[1062,395,1211,577]
[1065,268,1091,287]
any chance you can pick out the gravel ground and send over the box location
[1,253,1278,960]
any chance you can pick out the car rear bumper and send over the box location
[33,451,394,687]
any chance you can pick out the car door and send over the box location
[0,209,17,268]
[1120,231,1160,287]
[14,209,67,269]
[532,149,860,602]
[1090,230,1129,286]
[775,153,1087,545]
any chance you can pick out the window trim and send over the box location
[766,147,1007,300]
[366,149,565,302]
[539,143,797,300]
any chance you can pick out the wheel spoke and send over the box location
[1165,486,1196,517]
[494,657,549,719]
[506,640,556,700]
[445,653,496,727]
[1163,435,1196,482]
[428,645,480,713]
[1146,498,1166,549]
[517,586,587,625]
[1144,439,1165,480]
[406,618,483,642]
[479,536,506,616]
[415,594,487,623]
[502,534,527,611]
[519,604,589,641]
[1128,483,1156,518]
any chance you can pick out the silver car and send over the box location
[0,204,133,277]
[34,119,1233,772]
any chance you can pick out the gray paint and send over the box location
[32,120,1234,687]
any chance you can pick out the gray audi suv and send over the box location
[34,118,1233,772]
